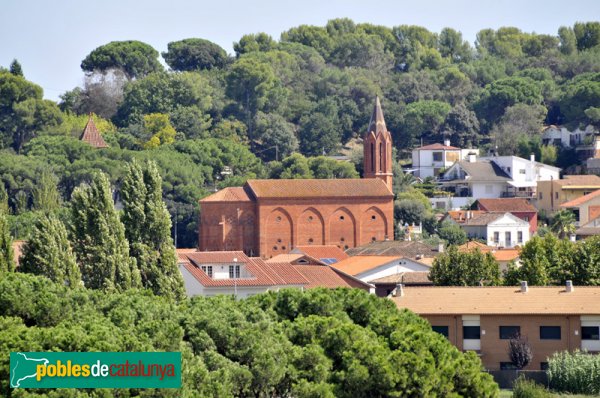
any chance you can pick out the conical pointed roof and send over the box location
[367,96,387,136]
[80,114,108,148]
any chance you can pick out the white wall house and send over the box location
[542,125,597,148]
[432,154,560,210]
[454,212,530,248]
[332,255,431,283]
[411,140,479,179]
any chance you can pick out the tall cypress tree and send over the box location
[32,169,61,213]
[0,211,14,272]
[20,214,81,287]
[122,160,185,299]
[0,183,8,214]
[70,172,141,291]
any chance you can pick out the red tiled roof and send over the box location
[200,187,252,202]
[245,178,393,199]
[561,189,600,208]
[185,251,250,264]
[446,210,486,224]
[179,252,308,287]
[415,143,460,150]
[176,248,199,263]
[457,242,520,262]
[476,198,536,213]
[292,245,349,263]
[80,115,108,148]
[292,265,352,289]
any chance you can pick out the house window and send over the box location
[485,185,493,194]
[539,192,543,200]
[433,152,443,162]
[507,167,511,173]
[505,231,511,246]
[493,232,500,243]
[432,326,449,338]
[500,362,518,370]
[582,326,600,340]
[463,326,480,339]
[519,169,526,174]
[524,216,529,222]
[555,192,559,199]
[201,265,213,278]
[229,265,240,278]
[540,326,561,340]
[541,362,549,371]
[500,326,520,339]
[518,231,523,244]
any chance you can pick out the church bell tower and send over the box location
[363,96,393,192]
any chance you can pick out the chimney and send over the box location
[566,280,574,293]
[468,153,476,163]
[520,281,528,293]
[444,138,451,147]
[438,242,444,253]
[395,283,404,297]
[530,153,535,162]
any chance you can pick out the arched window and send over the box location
[380,142,384,171]
[370,143,375,171]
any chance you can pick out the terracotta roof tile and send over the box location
[80,115,108,148]
[446,210,486,224]
[345,241,439,257]
[331,255,403,276]
[246,178,393,199]
[252,259,308,285]
[292,245,349,263]
[185,251,250,264]
[292,265,352,289]
[200,186,253,202]
[265,254,306,263]
[393,286,600,315]
[556,175,600,187]
[462,212,506,226]
[476,198,536,213]
[561,189,600,208]
[176,248,199,263]
[457,242,520,262]
[415,143,460,150]
[457,241,491,252]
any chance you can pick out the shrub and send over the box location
[548,350,600,395]
[512,376,552,398]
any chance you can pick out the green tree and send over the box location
[558,26,577,55]
[492,104,548,155]
[0,183,8,214]
[163,38,229,71]
[19,214,81,287]
[121,160,185,300]
[233,33,277,56]
[32,169,60,212]
[308,156,359,179]
[298,99,342,156]
[70,172,141,291]
[399,100,451,149]
[551,210,576,239]
[253,112,298,161]
[0,210,14,272]
[559,73,600,124]
[81,40,162,78]
[9,59,23,77]
[573,22,600,51]
[430,246,501,286]
[438,221,467,246]
[269,153,313,179]
[438,28,472,62]
[280,25,334,57]
[142,113,177,149]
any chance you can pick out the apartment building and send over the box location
[392,283,600,370]
[536,175,600,215]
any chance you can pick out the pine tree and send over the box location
[122,160,185,299]
[20,214,81,287]
[0,211,15,272]
[32,169,60,212]
[70,172,141,291]
[9,59,23,77]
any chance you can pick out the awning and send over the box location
[507,181,536,188]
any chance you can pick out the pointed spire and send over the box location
[367,96,387,136]
[80,113,108,148]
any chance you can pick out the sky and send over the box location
[1,0,599,101]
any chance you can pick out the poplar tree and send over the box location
[20,214,81,287]
[0,211,14,272]
[70,172,141,291]
[32,169,60,212]
[0,183,8,214]
[121,160,185,300]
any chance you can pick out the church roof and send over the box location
[80,115,108,148]
[367,96,387,136]
[246,178,393,199]
[200,187,253,202]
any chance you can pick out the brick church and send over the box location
[199,97,395,258]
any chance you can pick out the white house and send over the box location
[411,139,479,179]
[542,125,597,148]
[449,212,530,248]
[331,255,432,284]
[432,154,560,210]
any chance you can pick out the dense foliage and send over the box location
[2,20,600,246]
[548,350,600,395]
[0,272,499,397]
